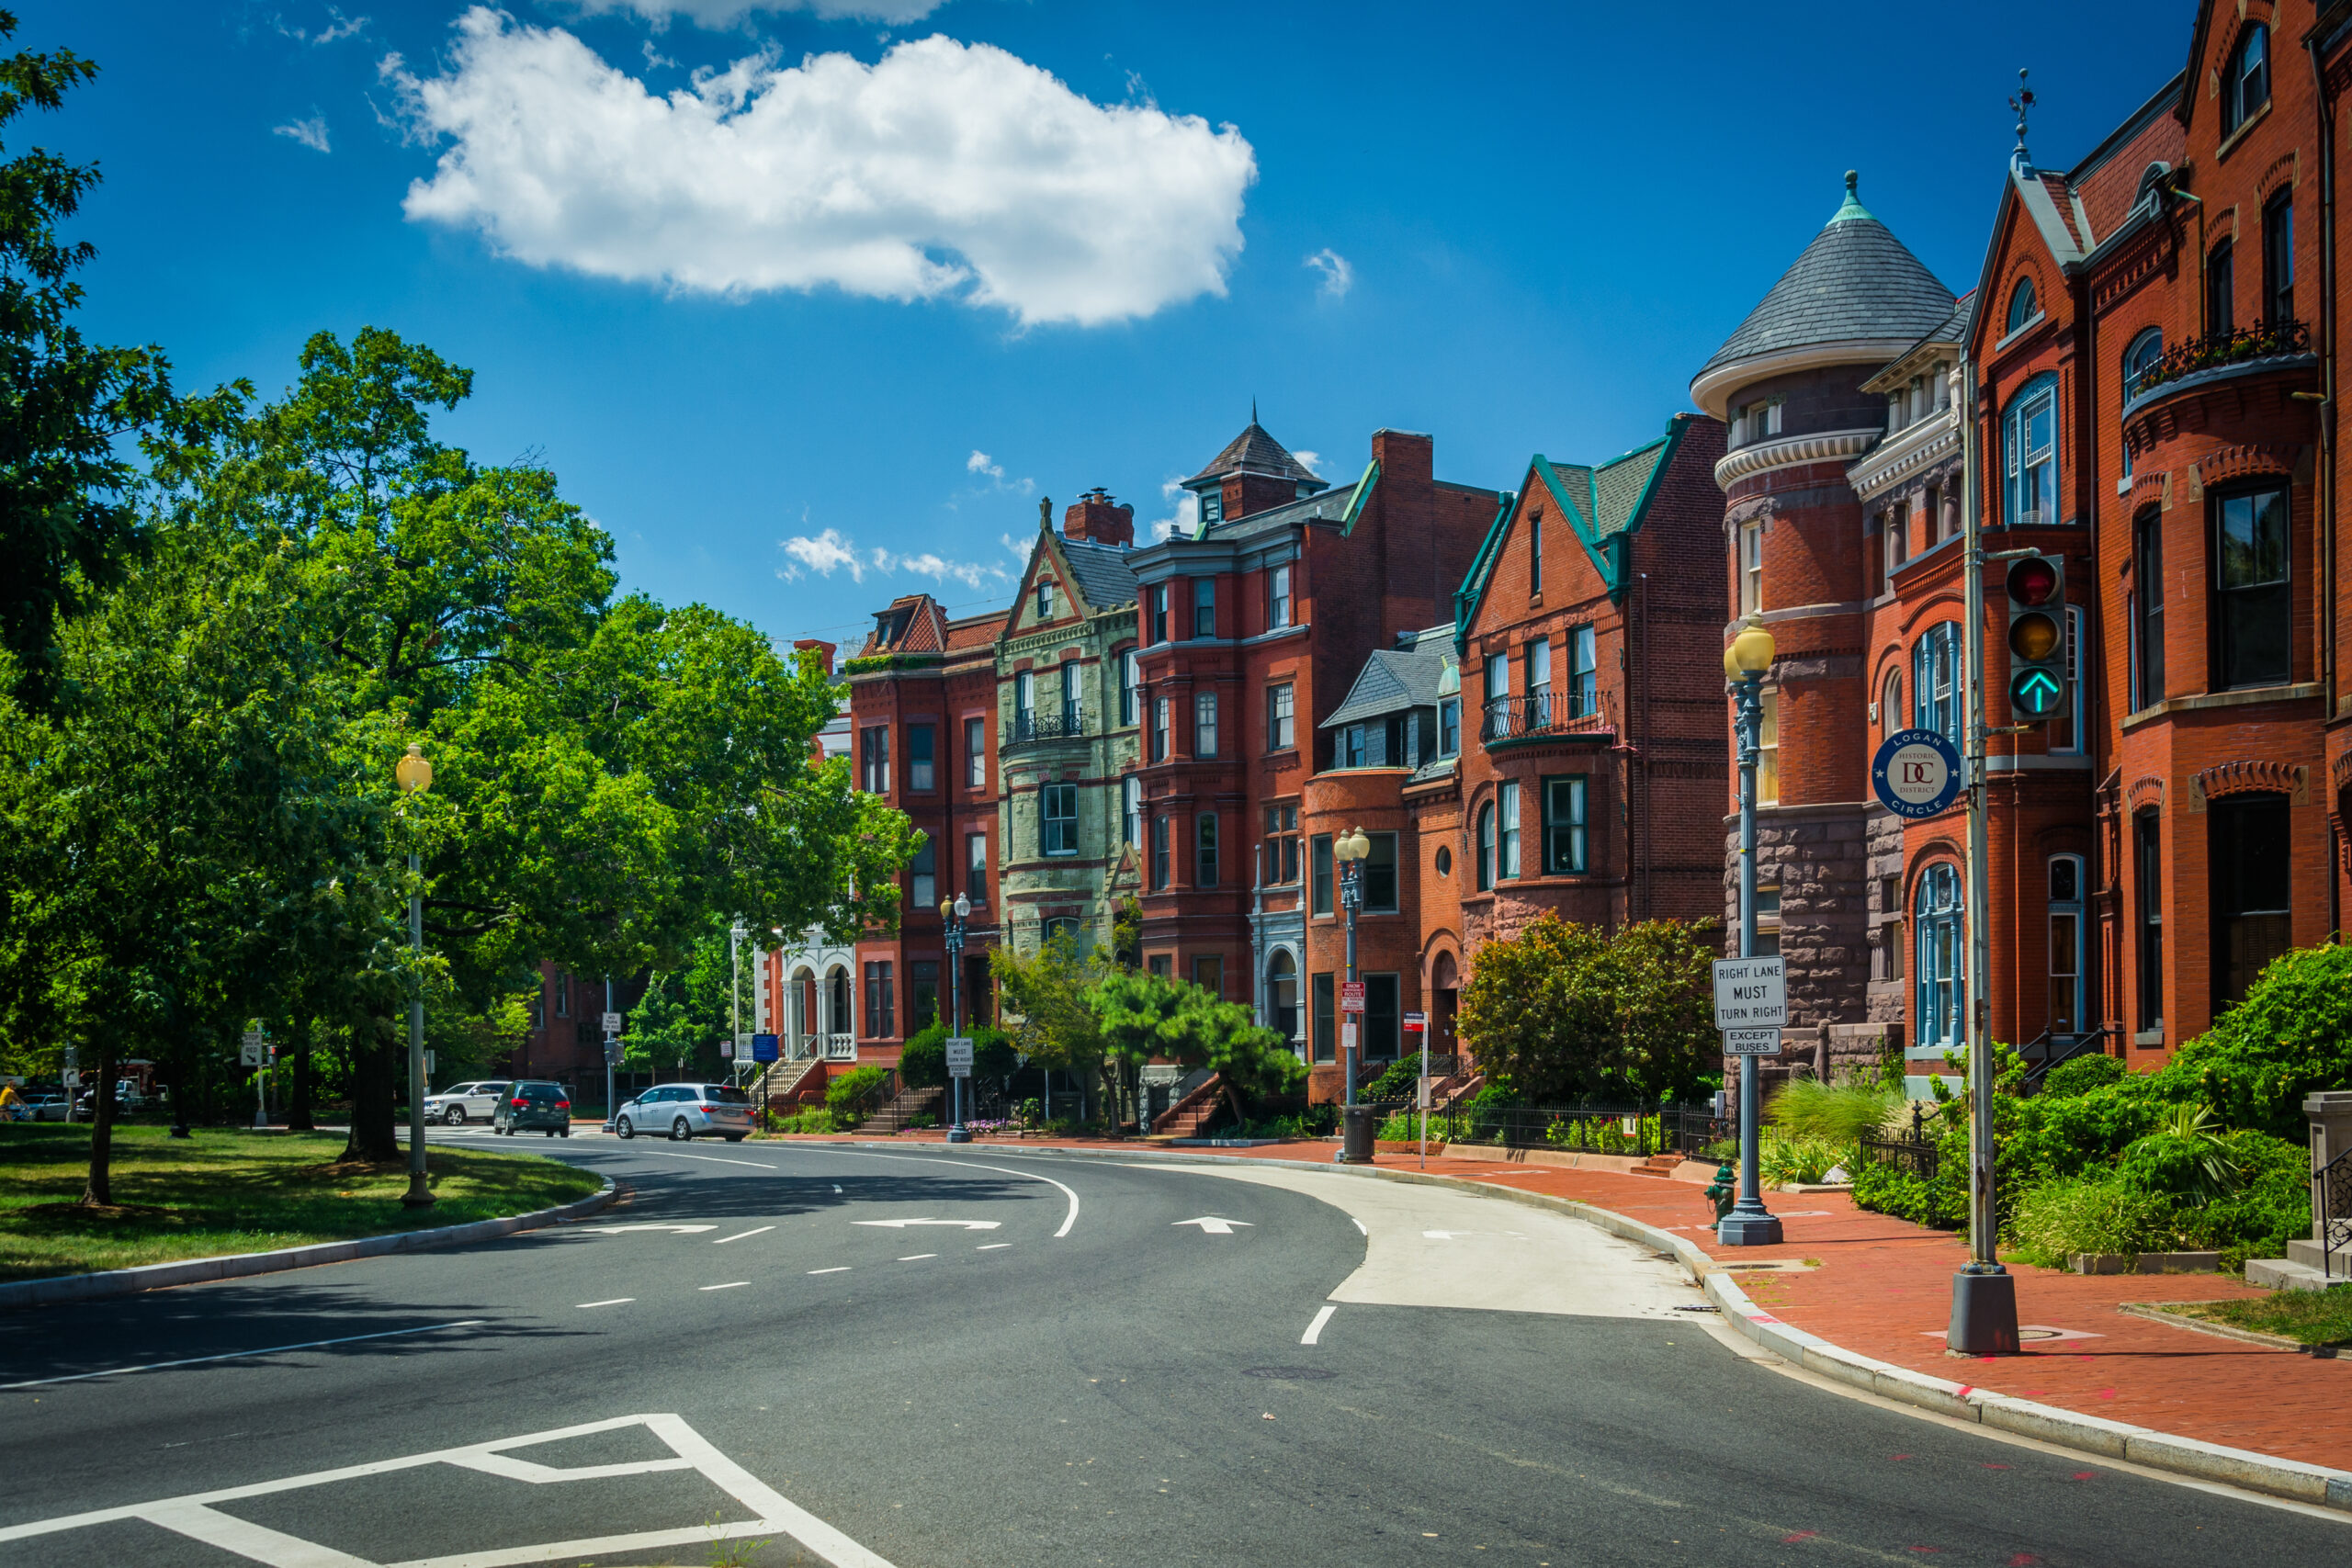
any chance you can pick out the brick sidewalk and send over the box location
[802,1130,2352,1472]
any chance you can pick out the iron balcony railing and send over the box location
[1480,690,1613,746]
[2128,318,2312,400]
[1010,709,1087,744]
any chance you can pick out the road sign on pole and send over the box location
[1712,957,1787,1029]
[751,1032,779,1064]
[1402,1011,1426,1032]
[1340,982,1365,1014]
[601,1011,624,1035]
[1722,1028,1783,1056]
[944,1036,973,1079]
[240,1031,266,1068]
[1870,728,1962,819]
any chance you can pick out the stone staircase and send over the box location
[1150,1073,1225,1138]
[1630,1151,1688,1179]
[751,1056,828,1109]
[859,1086,944,1134]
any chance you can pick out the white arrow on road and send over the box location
[851,1218,1003,1231]
[1172,1216,1254,1235]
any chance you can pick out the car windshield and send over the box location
[705,1087,752,1105]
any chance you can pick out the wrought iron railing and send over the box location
[1010,710,1086,743]
[1480,690,1614,745]
[2128,318,2312,399]
[1420,1100,1721,1156]
[2321,1145,2352,1281]
[2018,1025,2117,1094]
[1860,1130,1940,1181]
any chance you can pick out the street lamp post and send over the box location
[941,893,972,1145]
[395,744,435,1211]
[1720,619,1781,1247]
[1332,827,1371,1107]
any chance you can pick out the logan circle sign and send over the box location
[1713,957,1787,1029]
[1871,727,1962,820]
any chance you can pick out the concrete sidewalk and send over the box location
[779,1128,2351,1476]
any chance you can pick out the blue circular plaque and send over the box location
[1871,728,1962,819]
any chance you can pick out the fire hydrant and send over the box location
[1704,1160,1736,1222]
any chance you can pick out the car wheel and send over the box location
[444,1107,466,1125]
[560,1127,571,1138]
[616,1117,634,1140]
[671,1116,691,1142]
[544,1129,556,1137]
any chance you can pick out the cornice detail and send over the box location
[1714,428,1883,492]
[1849,414,1961,500]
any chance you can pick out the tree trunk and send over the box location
[83,1041,116,1206]
[287,1024,315,1132]
[342,1008,401,1163]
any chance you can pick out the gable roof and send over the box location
[1320,648,1452,730]
[1183,417,1328,491]
[1692,173,1954,412]
[1058,536,1140,608]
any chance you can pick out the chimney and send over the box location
[793,637,837,674]
[1063,488,1136,547]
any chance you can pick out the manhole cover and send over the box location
[1241,1367,1337,1381]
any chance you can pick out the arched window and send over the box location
[1911,623,1961,749]
[2048,854,2084,1036]
[2223,23,2269,136]
[2120,328,2163,479]
[1914,863,1963,1051]
[2003,373,2058,525]
[1476,804,1495,891]
[1266,950,1298,1043]
[1880,667,1902,738]
[2007,276,2038,332]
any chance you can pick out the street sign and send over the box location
[752,1032,779,1064]
[601,1011,624,1034]
[1713,957,1787,1029]
[604,1040,623,1067]
[1340,981,1365,1014]
[1723,1028,1783,1055]
[944,1036,974,1079]
[240,1040,265,1067]
[61,1068,79,1089]
[1870,727,1962,819]
[1403,1011,1427,1032]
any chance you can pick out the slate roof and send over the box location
[1059,536,1140,608]
[1697,174,1955,379]
[1539,433,1677,544]
[1321,648,1451,729]
[1184,418,1327,490]
[944,611,1008,652]
[1197,477,1360,541]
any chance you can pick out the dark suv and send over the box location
[493,1080,572,1137]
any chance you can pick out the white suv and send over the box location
[613,1083,755,1142]
[424,1081,511,1125]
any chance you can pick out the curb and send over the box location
[839,1137,2352,1512]
[0,1178,618,1310]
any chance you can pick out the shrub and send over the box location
[1770,1077,1899,1144]
[2116,1104,2240,1206]
[897,1024,1018,1089]
[2007,1175,2183,1268]
[764,1106,844,1134]
[1759,1134,1843,1186]
[1850,1158,1962,1229]
[2176,1131,2311,1269]
[2040,1053,2125,1099]
[1363,1059,1424,1102]
[825,1066,887,1118]
[2158,942,2352,1139]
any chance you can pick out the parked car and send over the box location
[492,1080,571,1137]
[74,1080,163,1117]
[24,1093,71,1122]
[613,1083,753,1142]
[423,1080,512,1125]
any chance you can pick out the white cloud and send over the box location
[1148,475,1198,542]
[1291,449,1321,476]
[274,115,333,152]
[567,0,946,29]
[1001,531,1033,562]
[874,547,1006,592]
[779,526,1008,591]
[778,527,864,582]
[1305,247,1352,300]
[277,6,369,45]
[392,11,1257,327]
[967,450,1001,479]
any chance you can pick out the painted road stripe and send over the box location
[667,1153,780,1171]
[898,1254,937,1261]
[1352,1217,1369,1235]
[699,1282,750,1292]
[977,1243,1011,1250]
[712,1226,775,1245]
[577,1298,634,1309]
[808,1267,850,1275]
[1302,1304,1338,1345]
[770,1145,1083,1237]
[0,1320,489,1390]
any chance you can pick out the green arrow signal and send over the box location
[2009,668,2063,716]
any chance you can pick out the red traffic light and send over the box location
[2006,557,2059,606]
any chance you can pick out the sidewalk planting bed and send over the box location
[2152,1289,2352,1348]
[0,1125,605,1283]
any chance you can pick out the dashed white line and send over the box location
[699,1282,750,1292]
[897,1254,937,1261]
[808,1267,850,1275]
[977,1243,1011,1250]
[0,1321,488,1390]
[1301,1304,1338,1346]
[713,1226,775,1245]
[577,1299,634,1309]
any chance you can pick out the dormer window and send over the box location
[2223,23,2268,137]
[1737,399,1781,447]
[1199,489,1223,526]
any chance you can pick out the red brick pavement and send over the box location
[802,1131,2351,1472]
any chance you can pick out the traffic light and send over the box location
[2004,554,2066,724]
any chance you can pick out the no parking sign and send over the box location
[1871,728,1962,819]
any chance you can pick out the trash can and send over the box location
[1339,1103,1378,1164]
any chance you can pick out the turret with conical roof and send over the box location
[1181,411,1329,529]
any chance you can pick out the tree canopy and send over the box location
[1456,914,1719,1104]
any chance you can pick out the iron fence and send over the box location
[1418,1100,1724,1157]
[1860,1133,1939,1181]
[2322,1145,2352,1280]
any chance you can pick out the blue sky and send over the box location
[49,1,2182,650]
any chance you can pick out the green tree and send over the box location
[1090,969,1302,1127]
[621,917,740,1078]
[990,932,1112,1114]
[0,13,177,711]
[1456,914,1719,1103]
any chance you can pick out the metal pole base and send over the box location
[401,1182,436,1210]
[1947,1268,2019,1355]
[944,1126,973,1144]
[1717,1202,1783,1247]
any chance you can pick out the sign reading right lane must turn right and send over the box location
[1712,957,1787,1029]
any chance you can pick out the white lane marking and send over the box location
[808,1267,850,1275]
[576,1298,634,1309]
[0,1413,900,1568]
[1172,1216,1253,1235]
[576,1224,718,1236]
[698,1282,750,1292]
[666,1153,782,1170]
[1351,1217,1369,1235]
[763,1145,1082,1237]
[852,1217,1001,1231]
[977,1243,1011,1250]
[712,1226,775,1245]
[1301,1304,1338,1346]
[897,1253,938,1261]
[0,1320,488,1390]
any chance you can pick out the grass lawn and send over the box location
[2157,1287,2352,1347]
[0,1124,605,1283]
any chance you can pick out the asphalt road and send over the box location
[0,1133,2343,1567]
